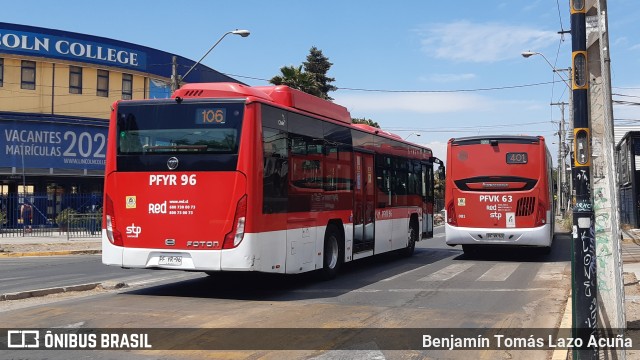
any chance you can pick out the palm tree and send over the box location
[270,65,322,97]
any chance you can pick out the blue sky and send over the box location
[5,0,640,163]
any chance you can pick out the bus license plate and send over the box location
[486,233,504,240]
[159,255,182,266]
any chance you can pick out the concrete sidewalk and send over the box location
[0,233,101,257]
[621,228,640,279]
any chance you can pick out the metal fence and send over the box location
[0,193,102,238]
[66,213,102,239]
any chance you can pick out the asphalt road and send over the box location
[0,226,572,359]
[0,254,204,295]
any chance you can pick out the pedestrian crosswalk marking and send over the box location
[418,263,474,281]
[477,263,519,281]
[533,263,566,281]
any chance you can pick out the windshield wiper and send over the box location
[143,145,207,152]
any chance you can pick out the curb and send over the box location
[551,296,572,360]
[0,249,101,257]
[0,282,101,301]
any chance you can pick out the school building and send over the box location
[0,22,240,229]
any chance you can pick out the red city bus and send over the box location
[444,135,554,254]
[102,82,439,278]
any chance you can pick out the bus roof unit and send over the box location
[176,82,352,125]
[255,85,352,124]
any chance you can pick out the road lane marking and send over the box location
[390,288,550,292]
[289,287,550,294]
[533,263,567,281]
[418,263,474,281]
[380,250,455,282]
[380,263,433,282]
[311,348,386,360]
[123,273,203,287]
[433,233,445,238]
[477,263,520,281]
[58,321,85,328]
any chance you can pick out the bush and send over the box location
[556,214,573,233]
[55,208,78,227]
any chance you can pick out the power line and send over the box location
[385,121,552,131]
[613,93,640,99]
[334,81,561,93]
[556,0,566,34]
[221,72,564,93]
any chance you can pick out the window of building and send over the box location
[69,66,82,94]
[0,58,4,87]
[97,69,109,97]
[122,73,132,100]
[18,185,35,195]
[21,60,36,90]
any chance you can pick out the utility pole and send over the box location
[585,0,626,355]
[170,56,180,94]
[552,102,567,216]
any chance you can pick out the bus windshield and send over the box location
[117,100,244,155]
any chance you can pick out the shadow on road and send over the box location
[121,247,456,302]
[450,231,572,263]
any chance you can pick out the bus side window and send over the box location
[262,127,288,214]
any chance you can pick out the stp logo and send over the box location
[126,223,142,238]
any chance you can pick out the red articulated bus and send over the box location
[102,82,439,278]
[444,135,554,254]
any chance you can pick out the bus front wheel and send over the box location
[320,224,343,280]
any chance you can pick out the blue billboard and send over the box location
[0,30,146,71]
[0,120,108,170]
[0,22,242,83]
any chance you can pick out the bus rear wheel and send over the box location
[402,222,418,257]
[462,245,478,255]
[320,224,343,280]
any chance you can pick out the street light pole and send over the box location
[521,51,571,88]
[404,132,421,141]
[172,29,250,92]
[522,51,571,217]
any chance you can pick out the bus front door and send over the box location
[422,163,434,238]
[353,152,375,254]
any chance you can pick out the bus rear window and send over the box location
[117,101,244,155]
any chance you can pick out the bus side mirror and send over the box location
[439,167,445,181]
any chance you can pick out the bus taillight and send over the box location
[446,201,457,226]
[223,195,247,249]
[105,194,123,246]
[535,202,547,227]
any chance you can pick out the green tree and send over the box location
[434,167,445,201]
[351,117,380,128]
[270,65,322,97]
[303,46,337,101]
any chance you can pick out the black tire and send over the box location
[320,224,343,280]
[402,222,418,257]
[462,244,478,255]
